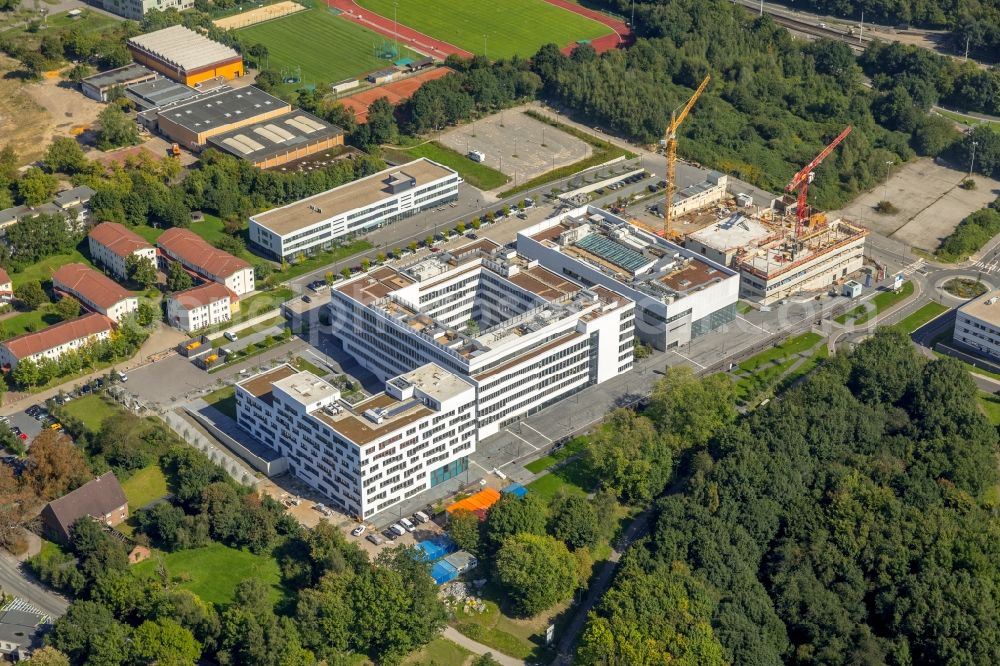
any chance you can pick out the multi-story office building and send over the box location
[517,206,739,350]
[329,239,635,438]
[954,288,1000,362]
[249,159,461,261]
[236,362,477,519]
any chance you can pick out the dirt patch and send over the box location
[830,157,1000,252]
[437,109,590,181]
[0,56,52,164]
[213,0,306,30]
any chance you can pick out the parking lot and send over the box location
[437,109,591,181]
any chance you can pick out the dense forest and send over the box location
[577,328,1000,665]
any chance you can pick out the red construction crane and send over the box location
[786,126,852,238]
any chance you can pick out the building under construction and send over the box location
[685,202,868,305]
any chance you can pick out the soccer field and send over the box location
[238,7,420,86]
[356,0,614,59]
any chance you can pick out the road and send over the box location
[0,555,68,618]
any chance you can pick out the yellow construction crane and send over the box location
[664,75,711,239]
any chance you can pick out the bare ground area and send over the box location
[831,158,1000,252]
[437,107,590,181]
[0,56,52,163]
[213,0,306,30]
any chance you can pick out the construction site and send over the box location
[620,77,871,305]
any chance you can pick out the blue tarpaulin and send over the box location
[502,483,528,498]
[431,560,459,585]
[415,535,457,562]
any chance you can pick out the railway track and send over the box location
[733,0,870,53]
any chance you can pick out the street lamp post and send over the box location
[882,160,892,203]
[969,140,979,178]
[483,34,488,59]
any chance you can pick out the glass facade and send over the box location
[691,302,736,338]
[430,456,468,487]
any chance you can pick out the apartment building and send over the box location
[88,222,158,281]
[236,363,477,519]
[166,282,236,332]
[329,239,635,438]
[0,268,11,302]
[52,263,138,323]
[0,313,113,369]
[249,159,461,261]
[518,206,739,350]
[157,228,255,295]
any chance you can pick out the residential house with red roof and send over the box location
[88,222,157,281]
[157,228,255,295]
[0,312,113,369]
[52,263,138,323]
[166,281,237,332]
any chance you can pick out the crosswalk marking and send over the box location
[900,259,924,276]
[973,258,1000,273]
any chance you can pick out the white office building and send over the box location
[329,239,635,438]
[517,206,739,350]
[236,362,477,519]
[954,289,1000,362]
[249,159,461,261]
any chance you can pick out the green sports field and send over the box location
[356,0,613,59]
[238,7,420,87]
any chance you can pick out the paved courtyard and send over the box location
[437,109,591,181]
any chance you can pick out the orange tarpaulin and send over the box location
[446,487,501,515]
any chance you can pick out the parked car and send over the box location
[308,280,326,291]
[399,517,416,532]
[117,373,128,382]
[390,523,406,537]
[302,295,312,303]
[366,533,386,546]
[351,525,366,537]
[224,331,238,342]
[466,233,478,240]
[414,511,430,524]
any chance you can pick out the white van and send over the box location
[414,511,430,524]
[390,523,406,537]
[400,517,416,532]
[468,150,486,163]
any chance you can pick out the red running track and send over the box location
[326,0,474,59]
[537,0,633,54]
[327,0,633,61]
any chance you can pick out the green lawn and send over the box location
[835,281,914,325]
[278,240,373,281]
[293,355,329,377]
[936,108,1000,134]
[402,637,472,665]
[11,248,90,287]
[524,435,588,474]
[120,465,169,511]
[133,543,283,607]
[399,142,509,190]
[61,394,120,432]
[978,392,1000,426]
[239,288,293,318]
[738,331,823,372]
[525,456,596,499]
[733,331,825,404]
[357,0,611,59]
[894,301,949,334]
[451,598,542,660]
[0,307,62,340]
[203,385,236,420]
[238,7,420,88]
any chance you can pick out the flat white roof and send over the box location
[128,25,240,73]
[273,371,339,405]
[687,214,773,252]
[960,288,1000,327]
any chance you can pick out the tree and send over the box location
[14,281,48,310]
[49,600,130,665]
[131,618,202,665]
[69,517,128,583]
[96,104,139,151]
[16,167,57,207]
[53,295,81,321]
[471,655,502,666]
[166,261,193,292]
[494,533,578,616]
[136,301,158,327]
[125,254,157,288]
[11,359,41,390]
[25,430,90,500]
[21,647,70,666]
[43,137,87,175]
[647,367,737,446]
[341,267,351,280]
[446,508,481,556]
[483,493,547,554]
[548,493,599,550]
[0,464,37,552]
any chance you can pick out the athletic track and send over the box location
[325,0,633,60]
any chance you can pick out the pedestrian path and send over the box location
[900,258,925,276]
